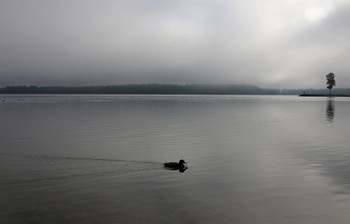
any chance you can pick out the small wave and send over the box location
[1,152,163,188]
[0,152,161,165]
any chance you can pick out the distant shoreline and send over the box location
[0,84,280,95]
[299,94,350,97]
[2,85,350,95]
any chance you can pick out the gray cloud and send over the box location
[0,0,349,88]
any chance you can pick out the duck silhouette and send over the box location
[163,159,188,172]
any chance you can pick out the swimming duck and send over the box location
[164,159,187,172]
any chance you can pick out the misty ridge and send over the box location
[2,84,350,95]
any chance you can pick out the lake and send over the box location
[1,95,350,224]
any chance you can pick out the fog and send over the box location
[1,0,349,88]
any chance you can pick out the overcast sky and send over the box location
[0,0,349,88]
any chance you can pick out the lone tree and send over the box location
[326,72,336,95]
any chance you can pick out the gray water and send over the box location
[1,95,350,224]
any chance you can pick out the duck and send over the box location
[163,159,188,172]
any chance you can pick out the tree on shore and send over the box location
[326,72,336,95]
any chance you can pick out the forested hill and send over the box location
[1,84,350,95]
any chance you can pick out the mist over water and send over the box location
[1,95,350,223]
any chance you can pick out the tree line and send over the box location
[0,84,277,94]
[1,84,350,95]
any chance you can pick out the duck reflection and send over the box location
[326,99,335,122]
[163,159,188,173]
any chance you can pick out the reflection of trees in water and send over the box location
[326,99,335,122]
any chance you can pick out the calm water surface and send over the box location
[1,95,350,223]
